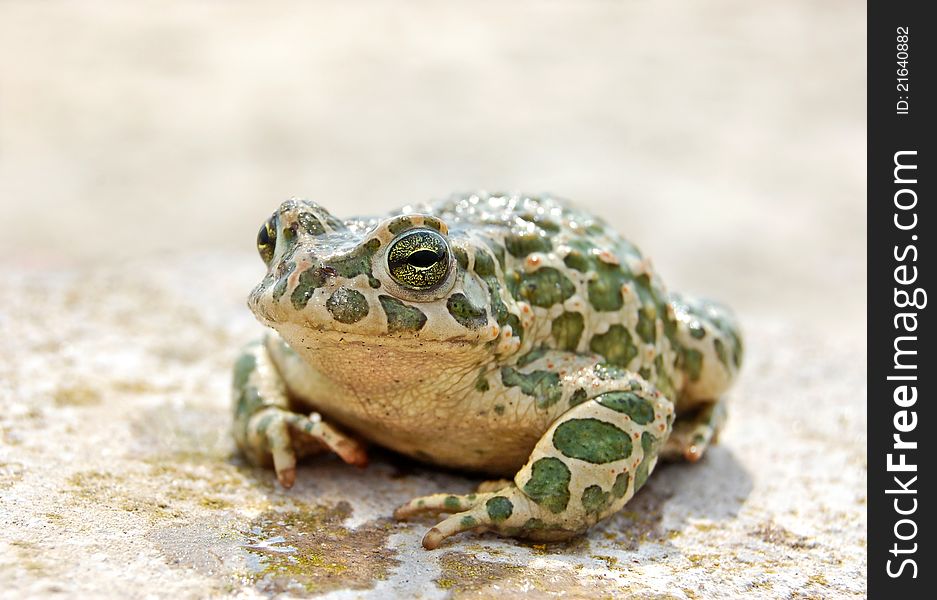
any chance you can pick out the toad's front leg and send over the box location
[395,368,674,549]
[232,337,368,487]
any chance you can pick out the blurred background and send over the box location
[0,0,865,333]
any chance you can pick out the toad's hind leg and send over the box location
[396,367,674,549]
[670,293,743,403]
[232,338,367,487]
[666,293,742,462]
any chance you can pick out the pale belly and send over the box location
[306,399,542,476]
[265,328,548,476]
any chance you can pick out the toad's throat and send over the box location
[273,323,489,396]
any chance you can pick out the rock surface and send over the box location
[0,1,865,598]
[0,260,866,598]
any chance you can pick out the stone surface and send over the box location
[0,1,865,598]
[0,261,867,598]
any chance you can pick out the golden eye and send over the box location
[386,229,450,290]
[257,216,278,264]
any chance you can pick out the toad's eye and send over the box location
[386,229,450,290]
[257,216,278,264]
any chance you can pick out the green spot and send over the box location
[563,248,591,273]
[473,254,524,344]
[552,418,633,464]
[695,300,742,370]
[326,288,369,324]
[485,240,506,270]
[633,275,671,340]
[291,267,328,310]
[714,338,729,370]
[474,370,490,392]
[482,277,524,342]
[232,352,256,391]
[379,295,427,333]
[551,312,584,351]
[254,412,275,435]
[494,404,505,415]
[235,384,263,421]
[581,485,611,515]
[635,432,660,490]
[444,496,460,510]
[585,222,605,235]
[653,354,664,373]
[453,246,469,270]
[282,224,297,245]
[587,264,630,311]
[569,388,588,407]
[508,267,575,308]
[535,218,560,233]
[232,350,263,427]
[329,238,382,288]
[298,212,325,235]
[612,472,630,498]
[683,349,703,381]
[446,293,487,329]
[689,322,706,339]
[516,346,548,368]
[272,261,296,302]
[705,307,742,370]
[518,212,560,233]
[653,354,676,400]
[387,216,412,235]
[460,516,478,528]
[473,249,496,277]
[486,496,513,522]
[522,518,546,531]
[597,391,655,424]
[732,333,744,369]
[559,238,637,312]
[505,232,552,257]
[501,367,563,409]
[522,458,571,514]
[590,325,638,368]
[636,306,657,344]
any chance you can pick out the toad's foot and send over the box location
[395,484,576,549]
[246,407,368,487]
[232,340,367,488]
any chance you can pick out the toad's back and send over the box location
[416,193,690,405]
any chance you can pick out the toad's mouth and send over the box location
[249,276,503,346]
[270,320,488,349]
